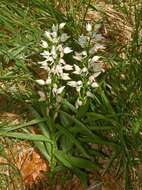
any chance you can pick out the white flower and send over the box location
[63,47,73,54]
[75,98,83,108]
[59,58,66,65]
[57,45,64,58]
[78,35,87,48]
[73,51,87,61]
[38,91,46,101]
[90,44,105,54]
[91,56,100,62]
[44,31,52,42]
[36,79,45,85]
[95,34,104,41]
[95,43,105,50]
[93,72,101,78]
[67,81,77,87]
[51,31,58,38]
[52,24,58,32]
[89,74,100,83]
[73,54,82,61]
[38,60,47,66]
[46,56,54,63]
[63,64,73,71]
[76,80,82,86]
[86,91,94,98]
[61,73,71,80]
[89,75,94,83]
[52,84,65,95]
[86,23,92,32]
[73,64,82,75]
[45,78,52,85]
[91,82,99,88]
[67,80,82,92]
[60,33,70,42]
[59,23,66,29]
[82,67,88,73]
[40,50,50,59]
[55,64,63,75]
[76,86,82,92]
[41,40,48,48]
[56,86,65,94]
[89,74,100,85]
[82,51,87,57]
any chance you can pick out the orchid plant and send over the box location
[35,22,105,112]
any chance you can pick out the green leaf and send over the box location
[0,132,52,143]
[55,150,88,188]
[2,118,48,132]
[76,102,89,119]
[58,124,89,157]
[80,134,117,146]
[60,111,95,138]
[62,99,77,113]
[67,155,99,170]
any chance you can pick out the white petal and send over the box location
[41,40,48,48]
[63,47,73,54]
[57,86,65,94]
[73,71,81,75]
[38,60,47,66]
[60,33,70,42]
[91,82,99,88]
[52,24,58,32]
[52,87,57,95]
[86,23,92,32]
[78,35,87,48]
[40,50,50,58]
[36,79,45,85]
[44,31,52,42]
[89,75,94,82]
[51,31,58,38]
[95,34,104,41]
[82,67,88,73]
[52,83,58,95]
[61,73,71,80]
[56,64,63,75]
[94,44,105,51]
[82,51,87,57]
[59,23,66,29]
[59,58,66,65]
[76,80,82,86]
[73,64,82,75]
[45,78,52,85]
[93,72,101,78]
[63,64,73,71]
[73,52,83,61]
[38,91,46,101]
[76,86,81,92]
[74,64,81,71]
[47,56,54,63]
[91,56,100,62]
[67,81,77,87]
[86,91,94,98]
[73,55,82,61]
[75,99,82,108]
